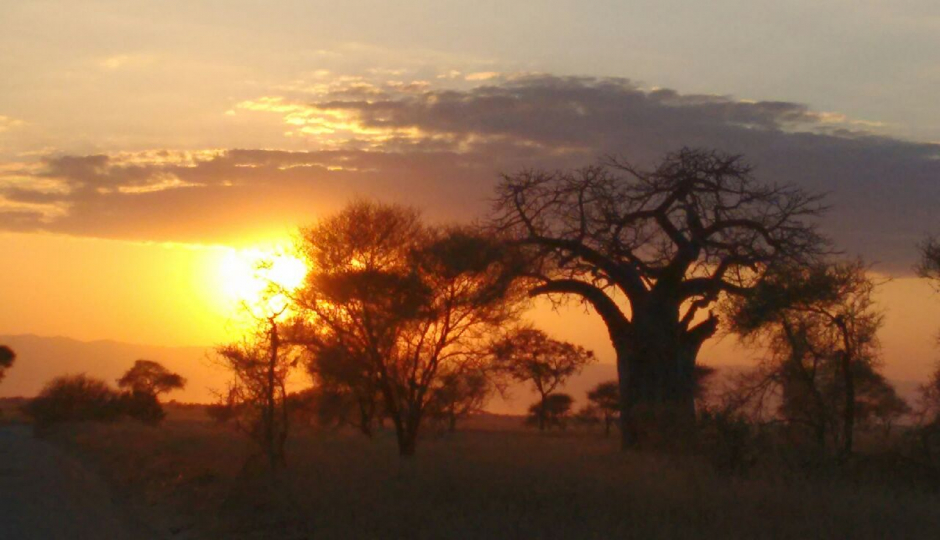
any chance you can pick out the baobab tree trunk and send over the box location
[615,303,714,450]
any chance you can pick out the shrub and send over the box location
[25,374,123,428]
[24,374,168,428]
[117,390,166,425]
[697,407,761,473]
[525,393,574,431]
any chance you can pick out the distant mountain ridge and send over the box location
[0,334,219,403]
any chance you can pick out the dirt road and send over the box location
[0,425,154,540]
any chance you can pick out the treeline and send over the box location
[201,147,940,472]
[7,147,940,479]
[6,359,186,429]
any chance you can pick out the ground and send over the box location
[0,425,154,540]
[4,405,940,539]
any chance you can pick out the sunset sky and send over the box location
[2,1,940,394]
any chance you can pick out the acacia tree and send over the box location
[295,201,522,456]
[587,381,620,437]
[526,393,574,430]
[426,366,492,432]
[493,328,595,431]
[492,148,827,447]
[0,345,14,385]
[305,339,382,436]
[215,312,299,469]
[727,260,901,458]
[916,237,940,425]
[117,360,186,397]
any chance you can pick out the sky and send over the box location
[1,0,939,390]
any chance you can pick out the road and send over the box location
[0,425,153,540]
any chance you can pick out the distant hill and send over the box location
[0,334,219,403]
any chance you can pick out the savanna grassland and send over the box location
[37,405,940,540]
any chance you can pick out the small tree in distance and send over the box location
[493,328,595,431]
[0,345,15,385]
[427,367,492,432]
[526,393,574,430]
[117,359,186,398]
[587,381,620,437]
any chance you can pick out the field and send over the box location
[25,405,940,540]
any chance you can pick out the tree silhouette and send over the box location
[117,359,186,397]
[295,201,522,456]
[916,236,940,290]
[305,339,382,436]
[727,259,899,458]
[426,367,492,432]
[525,393,574,430]
[493,148,827,447]
[493,328,594,431]
[0,345,14,385]
[215,313,299,469]
[587,381,620,437]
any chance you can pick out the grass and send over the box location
[42,406,940,539]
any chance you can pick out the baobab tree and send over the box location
[493,147,827,447]
[493,328,595,431]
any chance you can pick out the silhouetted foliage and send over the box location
[916,236,940,290]
[725,259,905,458]
[426,367,492,432]
[493,147,827,448]
[25,374,122,428]
[525,393,573,430]
[0,345,14,385]
[493,328,594,431]
[116,389,165,425]
[295,200,524,456]
[117,359,186,397]
[205,401,237,424]
[304,339,382,436]
[587,381,620,437]
[215,314,299,469]
[24,372,171,429]
[572,404,603,430]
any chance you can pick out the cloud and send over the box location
[2,75,939,272]
[0,115,24,133]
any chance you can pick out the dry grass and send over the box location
[43,407,940,540]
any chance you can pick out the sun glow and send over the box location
[217,245,307,316]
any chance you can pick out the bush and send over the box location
[696,407,761,473]
[25,374,123,428]
[24,374,167,428]
[117,390,166,425]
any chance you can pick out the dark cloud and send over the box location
[2,75,938,272]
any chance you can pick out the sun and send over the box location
[217,245,307,315]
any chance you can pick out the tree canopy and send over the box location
[117,359,186,397]
[492,147,828,447]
